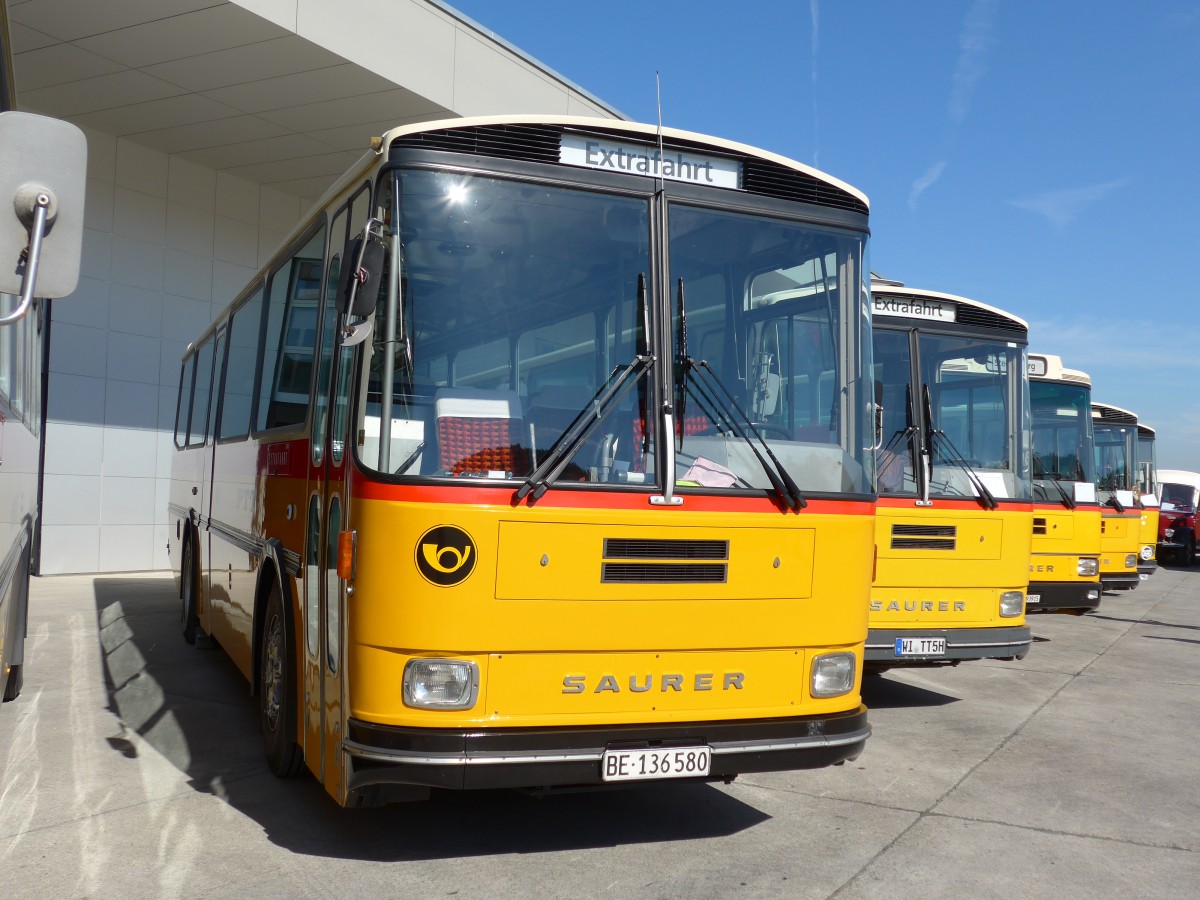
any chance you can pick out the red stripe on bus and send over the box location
[876,496,1032,512]
[349,475,872,515]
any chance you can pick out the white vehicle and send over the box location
[0,111,87,702]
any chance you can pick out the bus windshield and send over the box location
[922,335,1029,500]
[357,168,871,495]
[1094,423,1135,492]
[1030,380,1096,493]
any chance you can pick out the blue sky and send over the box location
[448,0,1200,471]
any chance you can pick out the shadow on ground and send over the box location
[91,576,768,861]
[860,672,958,709]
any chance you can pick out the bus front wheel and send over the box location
[180,540,199,644]
[260,582,303,777]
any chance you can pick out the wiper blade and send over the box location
[1046,477,1076,509]
[514,274,655,505]
[675,277,689,452]
[1105,493,1125,513]
[922,383,997,510]
[673,276,802,511]
[689,358,806,511]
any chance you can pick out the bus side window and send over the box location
[256,226,327,433]
[187,337,215,448]
[219,286,264,441]
[175,353,196,449]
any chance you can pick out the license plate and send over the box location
[1027,594,1041,604]
[895,637,946,656]
[601,746,711,782]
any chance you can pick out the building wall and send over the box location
[39,128,304,574]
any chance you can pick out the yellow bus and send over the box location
[1135,423,1160,581]
[866,279,1032,669]
[168,115,877,806]
[1091,402,1142,591]
[1025,354,1102,614]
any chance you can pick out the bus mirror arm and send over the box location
[336,220,386,318]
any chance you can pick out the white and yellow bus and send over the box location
[1025,354,1102,614]
[1091,402,1142,591]
[1,110,86,704]
[866,279,1032,669]
[168,115,877,806]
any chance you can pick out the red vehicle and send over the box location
[1157,469,1200,566]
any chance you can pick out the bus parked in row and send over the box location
[1025,354,1102,614]
[1135,423,1159,581]
[168,115,877,806]
[1091,402,1143,591]
[866,278,1032,669]
[0,111,86,704]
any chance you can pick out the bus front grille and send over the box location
[602,563,728,584]
[1033,517,1048,535]
[891,524,956,551]
[601,538,730,583]
[603,538,728,560]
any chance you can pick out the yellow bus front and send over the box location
[867,285,1032,669]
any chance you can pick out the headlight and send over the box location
[811,652,856,697]
[1076,558,1099,577]
[403,658,479,709]
[1164,528,1175,539]
[1124,554,1137,569]
[1140,545,1154,561]
[1000,591,1024,617]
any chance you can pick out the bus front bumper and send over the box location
[864,626,1031,666]
[1101,573,1141,591]
[1026,581,1102,615]
[342,708,870,796]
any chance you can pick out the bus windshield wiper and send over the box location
[1105,493,1125,513]
[515,273,655,505]
[1046,475,1076,509]
[674,279,804,511]
[922,383,997,510]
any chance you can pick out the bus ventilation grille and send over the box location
[890,524,956,550]
[601,538,729,583]
[1033,517,1048,535]
[389,124,868,215]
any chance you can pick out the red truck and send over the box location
[1157,469,1200,566]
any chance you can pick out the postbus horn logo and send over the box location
[416,525,477,586]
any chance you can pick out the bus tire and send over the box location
[2,665,22,702]
[1184,535,1196,568]
[260,581,303,777]
[180,539,199,645]
[3,541,30,702]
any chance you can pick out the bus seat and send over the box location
[435,388,528,476]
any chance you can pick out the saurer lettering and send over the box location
[869,600,966,612]
[562,672,745,694]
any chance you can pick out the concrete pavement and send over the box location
[2,567,1199,898]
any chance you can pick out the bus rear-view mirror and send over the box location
[336,232,385,319]
[0,111,87,305]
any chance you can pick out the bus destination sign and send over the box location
[872,294,957,323]
[560,134,740,189]
[1027,357,1048,377]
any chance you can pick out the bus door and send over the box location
[302,199,359,795]
[190,330,223,632]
